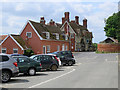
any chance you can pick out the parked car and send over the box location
[0,54,19,83]
[11,54,24,56]
[30,54,59,71]
[12,56,42,76]
[51,51,75,66]
[47,54,62,66]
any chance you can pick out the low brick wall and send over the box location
[97,43,120,52]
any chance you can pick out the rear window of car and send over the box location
[0,55,9,62]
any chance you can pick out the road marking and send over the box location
[28,69,75,88]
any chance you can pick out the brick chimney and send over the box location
[62,17,65,24]
[64,12,69,22]
[40,17,45,24]
[49,19,55,26]
[83,18,87,28]
[75,16,79,24]
[71,20,75,23]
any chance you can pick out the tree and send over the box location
[104,11,120,42]
[23,49,34,57]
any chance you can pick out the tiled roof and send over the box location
[0,35,7,43]
[69,22,88,37]
[11,34,31,49]
[100,37,118,43]
[29,20,65,40]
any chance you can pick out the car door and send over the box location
[17,57,30,73]
[41,55,52,69]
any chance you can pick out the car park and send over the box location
[0,54,19,83]
[12,56,42,76]
[30,54,59,71]
[51,51,76,66]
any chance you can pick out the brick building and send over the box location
[0,12,93,54]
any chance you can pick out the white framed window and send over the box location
[65,46,68,51]
[56,33,59,40]
[13,48,18,54]
[46,45,50,53]
[43,46,46,54]
[62,44,65,51]
[46,32,50,39]
[2,48,6,53]
[65,35,68,40]
[57,45,60,51]
[86,39,89,43]
[26,32,32,38]
[71,33,74,38]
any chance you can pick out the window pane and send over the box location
[13,48,18,54]
[2,48,6,53]
[26,32,32,38]
[2,56,9,62]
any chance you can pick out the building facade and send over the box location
[0,12,93,54]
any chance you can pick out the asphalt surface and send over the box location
[0,52,118,88]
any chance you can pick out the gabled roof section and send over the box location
[0,35,8,43]
[69,22,88,35]
[100,37,118,43]
[11,34,31,50]
[29,20,65,40]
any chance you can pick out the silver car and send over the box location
[0,54,19,83]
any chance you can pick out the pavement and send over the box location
[0,52,118,88]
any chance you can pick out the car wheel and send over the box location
[51,65,57,71]
[1,71,11,83]
[28,68,36,76]
[68,61,73,66]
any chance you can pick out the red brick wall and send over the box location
[0,36,24,54]
[20,22,70,54]
[97,43,120,52]
[20,22,42,54]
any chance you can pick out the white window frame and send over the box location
[56,33,59,40]
[2,48,6,53]
[65,46,68,51]
[43,46,46,54]
[13,48,18,54]
[65,35,68,40]
[71,33,74,38]
[46,45,50,53]
[57,45,60,51]
[62,44,65,51]
[45,32,50,39]
[26,32,32,38]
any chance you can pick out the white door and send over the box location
[43,46,46,54]
[62,44,65,51]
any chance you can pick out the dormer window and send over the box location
[71,33,74,38]
[53,33,59,40]
[26,32,32,38]
[56,33,59,40]
[65,35,68,40]
[46,32,50,39]
[43,32,50,39]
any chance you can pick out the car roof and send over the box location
[0,53,11,56]
[12,56,28,58]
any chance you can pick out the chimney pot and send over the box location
[75,16,79,24]
[83,18,87,28]
[49,19,55,26]
[40,17,45,24]
[62,17,65,24]
[64,12,69,22]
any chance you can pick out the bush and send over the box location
[23,49,34,57]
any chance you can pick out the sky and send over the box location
[0,0,119,43]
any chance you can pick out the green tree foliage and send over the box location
[104,11,120,42]
[23,49,34,57]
